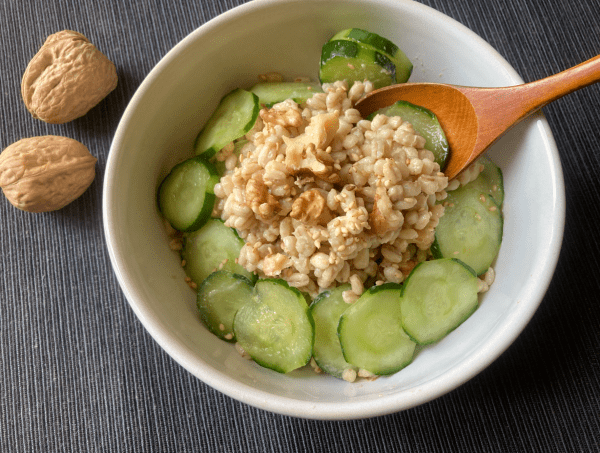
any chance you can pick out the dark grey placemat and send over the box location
[1,0,599,452]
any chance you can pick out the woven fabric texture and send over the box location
[1,0,599,451]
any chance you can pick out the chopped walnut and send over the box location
[245,173,280,220]
[260,100,304,128]
[262,253,292,276]
[304,111,339,149]
[369,193,388,235]
[290,188,332,225]
[315,147,334,164]
[284,140,328,175]
[369,186,403,235]
[282,111,340,179]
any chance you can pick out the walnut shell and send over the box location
[21,30,118,124]
[0,135,97,212]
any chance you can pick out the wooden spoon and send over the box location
[354,54,600,179]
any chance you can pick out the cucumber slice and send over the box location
[196,271,254,342]
[319,40,396,89]
[400,258,479,344]
[194,88,259,159]
[466,155,504,206]
[157,156,219,232]
[182,218,255,286]
[330,28,413,83]
[250,82,322,107]
[370,100,449,169]
[431,183,503,275]
[309,285,356,379]
[233,279,314,373]
[338,283,416,375]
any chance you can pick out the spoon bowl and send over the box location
[355,55,600,178]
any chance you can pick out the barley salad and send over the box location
[157,29,504,381]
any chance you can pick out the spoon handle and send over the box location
[459,54,600,164]
[511,53,600,112]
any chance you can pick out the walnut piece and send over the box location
[290,188,332,225]
[304,111,339,149]
[22,30,118,124]
[262,253,292,276]
[259,100,304,128]
[282,111,341,182]
[284,141,329,175]
[369,186,404,235]
[245,173,279,220]
[0,135,96,212]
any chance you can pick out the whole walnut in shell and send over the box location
[0,136,97,212]
[22,30,118,124]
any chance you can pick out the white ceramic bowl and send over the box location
[103,0,565,419]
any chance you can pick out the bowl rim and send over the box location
[103,0,566,419]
